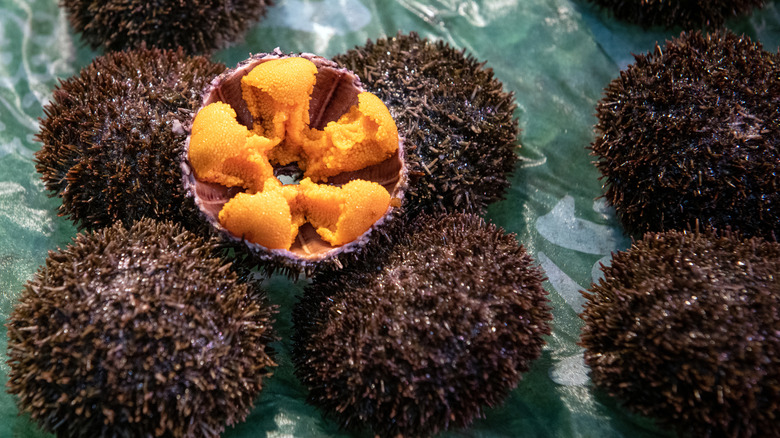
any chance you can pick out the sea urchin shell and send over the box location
[182,50,406,277]
[580,228,780,438]
[35,47,225,233]
[292,212,551,438]
[591,30,780,240]
[334,32,519,216]
[6,218,276,438]
[587,0,766,29]
[61,0,273,54]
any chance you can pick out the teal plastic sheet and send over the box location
[1,0,779,436]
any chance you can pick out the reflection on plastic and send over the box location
[265,0,371,35]
[550,352,589,386]
[536,195,628,256]
[538,250,587,311]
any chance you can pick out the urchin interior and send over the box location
[187,55,404,260]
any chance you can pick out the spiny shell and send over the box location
[61,0,274,54]
[587,0,766,29]
[292,212,551,438]
[6,218,277,438]
[35,47,225,234]
[581,228,780,438]
[592,30,780,240]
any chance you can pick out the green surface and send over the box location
[1,0,778,436]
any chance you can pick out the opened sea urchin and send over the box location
[587,0,766,29]
[35,47,225,233]
[61,0,273,54]
[580,229,780,438]
[334,32,519,216]
[292,212,551,437]
[6,218,276,438]
[183,50,406,276]
[592,30,780,240]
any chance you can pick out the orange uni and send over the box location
[189,57,399,250]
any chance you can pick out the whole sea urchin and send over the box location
[580,229,780,438]
[587,0,766,29]
[592,30,780,240]
[6,218,277,438]
[35,47,225,233]
[334,32,519,216]
[61,0,273,54]
[292,212,551,437]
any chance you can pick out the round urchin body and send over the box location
[580,229,780,438]
[35,47,225,233]
[5,218,277,438]
[61,0,273,54]
[182,50,406,277]
[292,212,551,438]
[592,30,780,240]
[587,0,766,29]
[334,32,519,216]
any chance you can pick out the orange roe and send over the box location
[189,102,278,191]
[302,92,400,179]
[188,57,399,250]
[242,57,316,162]
[298,178,391,246]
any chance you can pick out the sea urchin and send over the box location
[6,218,276,438]
[334,32,519,216]
[580,228,780,438]
[61,0,273,54]
[591,30,780,240]
[35,47,225,233]
[587,0,766,29]
[292,212,551,437]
